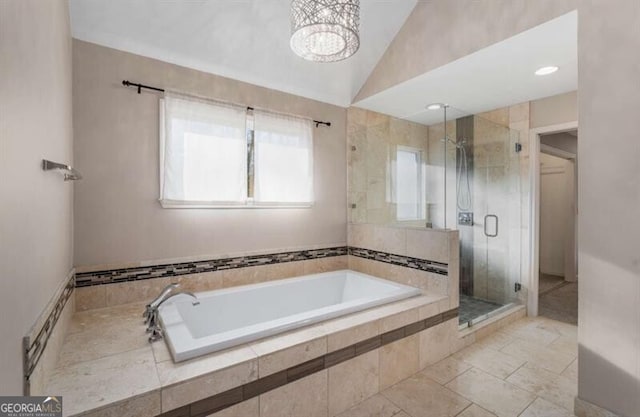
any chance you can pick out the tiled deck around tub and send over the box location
[337,316,578,417]
[45,293,454,416]
[45,285,577,417]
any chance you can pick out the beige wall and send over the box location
[577,1,640,416]
[354,0,577,101]
[73,40,347,268]
[539,153,574,278]
[530,91,578,129]
[0,0,74,394]
[541,131,578,155]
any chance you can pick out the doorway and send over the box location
[535,129,578,324]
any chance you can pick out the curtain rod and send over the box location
[122,80,331,128]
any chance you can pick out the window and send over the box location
[159,94,313,207]
[253,110,314,204]
[395,146,425,221]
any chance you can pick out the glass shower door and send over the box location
[456,114,522,327]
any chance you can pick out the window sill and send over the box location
[159,201,314,209]
[395,218,427,223]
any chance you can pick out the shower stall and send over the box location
[347,105,524,327]
[442,108,523,327]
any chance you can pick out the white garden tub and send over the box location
[158,269,421,362]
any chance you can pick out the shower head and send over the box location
[441,137,466,149]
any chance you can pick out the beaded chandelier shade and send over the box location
[290,0,360,62]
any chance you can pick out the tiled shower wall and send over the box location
[424,118,457,229]
[455,116,475,296]
[409,115,463,230]
[347,107,430,226]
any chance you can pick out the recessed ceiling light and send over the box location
[426,103,445,110]
[535,66,559,76]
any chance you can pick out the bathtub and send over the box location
[158,269,422,362]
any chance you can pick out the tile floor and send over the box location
[336,316,578,417]
[539,283,578,325]
[538,274,565,294]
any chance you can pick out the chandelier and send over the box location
[290,0,360,63]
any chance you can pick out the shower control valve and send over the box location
[458,212,474,226]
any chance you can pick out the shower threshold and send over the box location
[458,300,518,330]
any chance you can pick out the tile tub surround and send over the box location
[75,246,448,289]
[75,251,350,311]
[348,224,459,309]
[45,293,457,417]
[348,224,459,264]
[75,240,451,311]
[23,269,76,395]
[348,247,447,275]
[75,247,349,288]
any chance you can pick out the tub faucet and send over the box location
[145,286,200,342]
[143,283,179,323]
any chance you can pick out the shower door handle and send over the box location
[484,214,498,237]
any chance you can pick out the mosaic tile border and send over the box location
[75,246,449,288]
[160,307,459,417]
[348,246,449,275]
[75,247,349,287]
[23,272,75,389]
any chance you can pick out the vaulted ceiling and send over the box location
[69,0,418,107]
[354,11,578,125]
[69,2,578,115]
